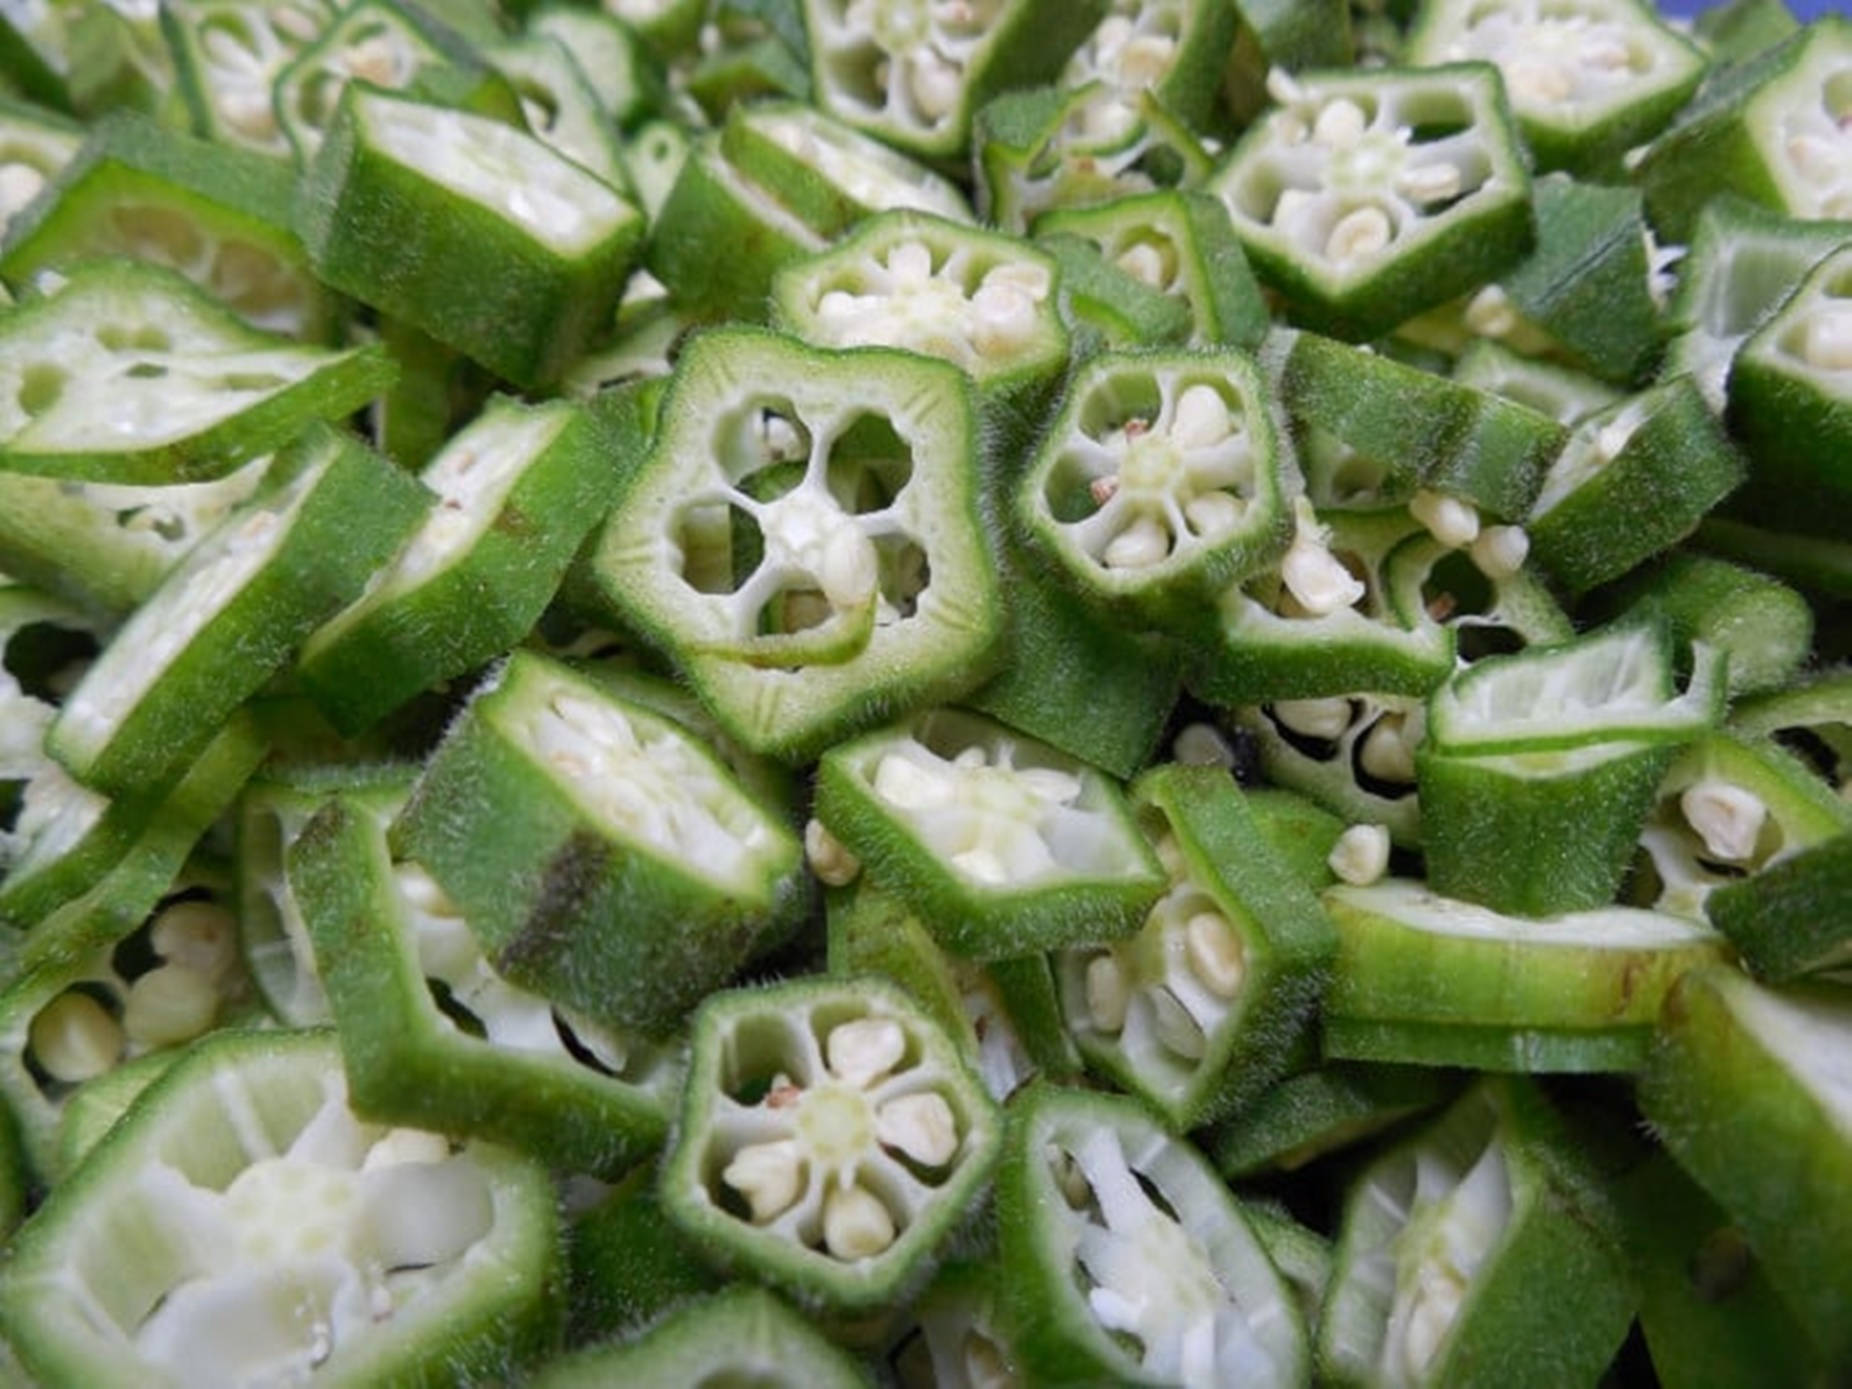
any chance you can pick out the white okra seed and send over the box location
[1398,162,1462,205]
[1679,781,1768,863]
[873,753,954,810]
[122,963,219,1047]
[1328,823,1391,886]
[970,281,1037,357]
[908,51,962,122]
[827,1016,907,1086]
[1115,242,1167,287]
[362,1128,452,1169]
[1463,284,1518,338]
[874,1092,959,1165]
[823,1183,895,1259]
[1358,713,1418,782]
[1184,490,1245,537]
[1273,696,1354,741]
[950,845,1010,884]
[1507,56,1572,104]
[150,899,239,982]
[723,1140,804,1223]
[1150,987,1207,1059]
[1118,34,1177,88]
[1085,954,1129,1032]
[1325,207,1392,266]
[1471,525,1530,579]
[804,818,863,886]
[1282,501,1366,614]
[1103,514,1170,569]
[1172,721,1235,769]
[1313,98,1368,149]
[818,524,878,608]
[1409,489,1480,549]
[1172,384,1233,450]
[29,992,123,1084]
[1184,912,1246,997]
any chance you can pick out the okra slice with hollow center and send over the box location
[1209,63,1533,340]
[997,1083,1309,1388]
[160,0,331,155]
[816,707,1165,960]
[660,977,1000,1314]
[0,1029,562,1387]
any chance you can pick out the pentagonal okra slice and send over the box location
[1640,968,1852,1365]
[160,0,331,156]
[0,259,392,486]
[1206,1061,1462,1180]
[660,977,1000,1314]
[1404,0,1706,176]
[0,97,83,237]
[997,1083,1309,1387]
[1018,347,1291,631]
[290,791,679,1178]
[801,0,1106,162]
[1209,63,1533,341]
[46,424,429,800]
[0,1029,563,1387]
[391,650,808,1035]
[297,86,643,391]
[1319,1077,1633,1389]
[1036,228,1195,349]
[816,708,1165,961]
[1061,0,1240,134]
[589,329,1005,762]
[1056,764,1336,1131]
[1321,878,1728,1071]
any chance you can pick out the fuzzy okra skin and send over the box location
[1206,1061,1462,1180]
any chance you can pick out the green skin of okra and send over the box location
[564,1162,717,1346]
[1706,831,1852,982]
[290,795,674,1178]
[1035,230,1195,351]
[54,1045,176,1177]
[1206,1060,1461,1179]
[1241,786,1347,891]
[1724,333,1852,543]
[1218,0,1353,127]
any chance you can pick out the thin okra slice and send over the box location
[682,5,813,121]
[1450,338,1624,427]
[1232,693,1426,848]
[535,1285,872,1388]
[1017,347,1291,633]
[1320,878,1727,1071]
[1692,514,1852,603]
[1639,968,1852,1365]
[0,1028,564,1386]
[589,329,1005,762]
[0,96,82,235]
[1206,1061,1462,1179]
[1209,63,1534,342]
[290,793,679,1178]
[390,650,809,1035]
[46,424,429,800]
[1318,1076,1633,1389]
[1062,0,1242,134]
[660,977,1001,1314]
[1696,0,1803,64]
[297,85,644,391]
[996,1083,1310,1388]
[159,0,331,156]
[1404,0,1706,176]
[816,708,1166,961]
[0,259,392,485]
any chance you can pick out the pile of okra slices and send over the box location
[1,0,1851,1381]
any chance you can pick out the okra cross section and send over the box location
[660,977,1000,1314]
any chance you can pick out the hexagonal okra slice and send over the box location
[1209,63,1533,341]
[0,1029,563,1388]
[997,1083,1309,1387]
[1061,0,1241,133]
[589,328,1005,762]
[1056,764,1336,1131]
[801,0,1107,161]
[816,708,1166,960]
[390,650,808,1035]
[160,0,331,156]
[1018,346,1289,631]
[1319,1077,1633,1389]
[661,977,1000,1314]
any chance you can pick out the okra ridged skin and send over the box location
[1207,1060,1463,1179]
[563,1162,717,1347]
[1707,831,1852,983]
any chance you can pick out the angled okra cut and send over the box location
[46,424,429,800]
[296,85,644,390]
[660,977,1001,1314]
[0,259,391,486]
[0,1029,564,1387]
[815,707,1165,960]
[390,650,809,1035]
[1318,1076,1634,1389]
[1732,668,1852,798]
[1036,228,1195,350]
[160,0,332,156]
[563,1162,717,1345]
[996,1083,1309,1388]
[588,329,1005,762]
[526,5,663,133]
[1209,63,1533,341]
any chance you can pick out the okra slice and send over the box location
[1209,63,1533,341]
[887,1259,1018,1389]
[1451,338,1623,426]
[815,708,1165,960]
[484,34,629,190]
[54,1045,177,1176]
[1318,1077,1633,1389]
[390,650,808,1035]
[1036,228,1196,350]
[297,85,644,391]
[1693,513,1852,603]
[800,0,1107,162]
[1062,0,1241,134]
[0,96,82,236]
[1405,0,1705,175]
[588,329,1004,761]
[291,792,679,1177]
[1731,666,1852,796]
[1218,0,1355,128]
[1233,693,1426,848]
[996,1083,1309,1388]
[535,1285,872,1388]
[0,259,391,485]
[1206,1061,1461,1179]
[660,977,1000,1314]
[1696,0,1803,64]
[563,1161,717,1344]
[298,396,623,737]
[1639,968,1852,1364]
[160,0,331,156]
[1704,831,1852,982]
[0,1028,563,1386]
[46,424,429,800]
[1055,763,1336,1130]
[526,5,664,133]
[1321,878,1727,1071]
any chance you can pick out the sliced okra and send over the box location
[1692,514,1852,602]
[0,580,104,789]
[815,708,1165,960]
[1245,1201,1333,1330]
[1232,693,1426,848]
[1206,1060,1461,1179]
[160,0,331,156]
[47,424,429,800]
[1405,0,1706,175]
[1450,338,1624,427]
[1209,63,1534,341]
[1379,529,1576,665]
[54,1045,176,1176]
[887,1259,1018,1389]
[563,1162,717,1345]
[1062,0,1242,134]
[1242,784,1350,889]
[0,259,391,485]
[0,1028,563,1386]
[1639,968,1852,1365]
[0,96,82,236]
[0,11,73,115]
[526,4,665,133]
[47,0,177,120]
[1731,667,1852,797]
[297,86,644,391]
[620,117,693,223]
[1704,831,1852,981]
[800,0,1107,162]
[660,977,1000,1313]
[484,34,629,190]
[996,1083,1310,1387]
[588,329,1005,761]
[365,314,495,472]
[1319,1076,1633,1389]
[1321,878,1727,1071]
[683,23,814,122]
[1035,229,1196,349]
[390,650,808,1035]
[1056,763,1336,1130]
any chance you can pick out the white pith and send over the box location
[1724,977,1852,1136]
[955,966,1036,1101]
[1063,2,1184,95]
[804,816,863,886]
[996,81,1194,233]
[811,0,1001,140]
[192,0,327,153]
[1756,28,1852,222]
[751,108,972,221]
[1529,391,1654,519]
[0,126,80,233]
[1326,877,1720,949]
